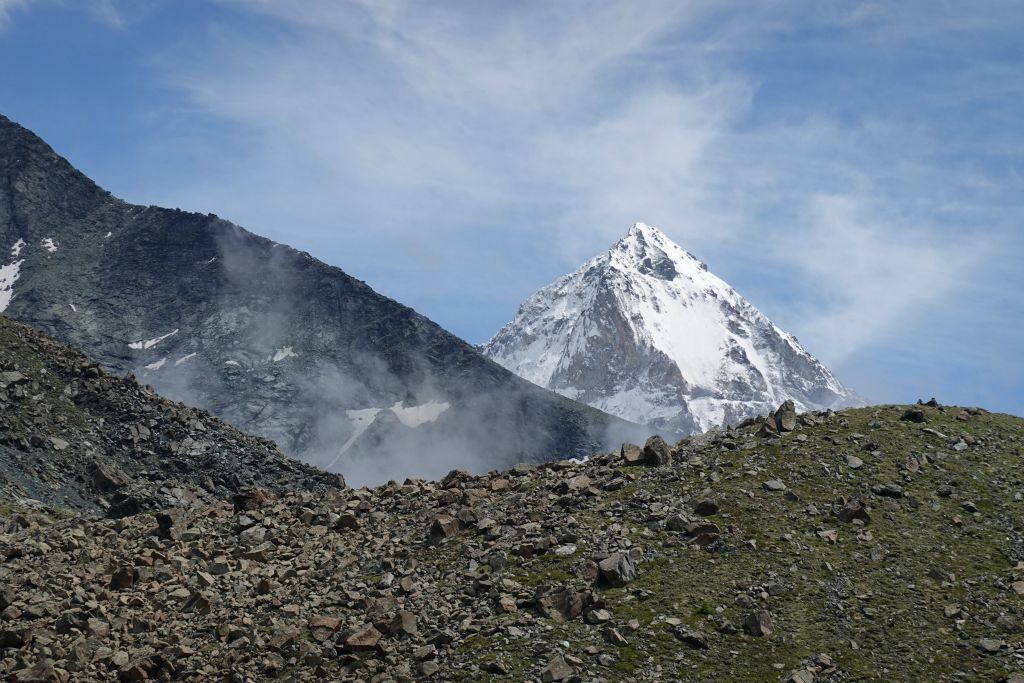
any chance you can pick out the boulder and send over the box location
[540,655,574,682]
[693,490,720,516]
[343,625,382,652]
[598,553,636,587]
[743,610,775,637]
[774,400,798,432]
[428,514,460,543]
[91,462,128,493]
[620,443,644,465]
[642,435,671,466]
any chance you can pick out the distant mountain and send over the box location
[484,223,859,435]
[0,114,639,484]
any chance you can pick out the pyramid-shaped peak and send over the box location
[0,112,103,200]
[607,222,704,279]
[625,222,667,240]
[618,222,687,253]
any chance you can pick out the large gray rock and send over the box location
[643,435,672,466]
[598,553,637,587]
[774,400,798,432]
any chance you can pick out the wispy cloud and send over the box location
[36,0,1020,408]
[0,0,129,28]
[0,0,29,27]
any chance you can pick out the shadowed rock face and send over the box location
[0,114,641,483]
[0,315,344,514]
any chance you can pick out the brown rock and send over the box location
[109,567,136,591]
[309,615,342,631]
[541,655,574,682]
[620,443,644,465]
[91,462,128,493]
[429,513,461,543]
[576,559,601,584]
[389,610,417,636]
[344,624,382,652]
[233,487,275,512]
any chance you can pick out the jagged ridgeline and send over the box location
[1,391,1022,681]
[0,114,642,483]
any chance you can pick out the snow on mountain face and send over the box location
[484,223,859,435]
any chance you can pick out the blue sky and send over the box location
[1,0,1022,416]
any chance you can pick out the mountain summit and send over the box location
[484,222,859,434]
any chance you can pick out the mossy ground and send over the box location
[445,405,1024,681]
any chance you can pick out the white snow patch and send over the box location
[69,303,77,312]
[41,238,57,253]
[389,400,451,428]
[0,259,24,313]
[10,239,25,258]
[174,352,197,366]
[328,400,452,467]
[105,232,112,238]
[144,358,167,371]
[224,360,240,367]
[271,347,297,362]
[128,329,179,350]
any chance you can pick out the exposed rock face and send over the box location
[0,114,639,483]
[484,222,861,437]
[0,315,342,513]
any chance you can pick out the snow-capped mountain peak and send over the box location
[484,222,859,435]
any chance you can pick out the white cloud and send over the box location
[0,0,29,27]
[135,0,1022,403]
[0,0,129,28]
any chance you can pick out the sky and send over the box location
[0,0,1021,416]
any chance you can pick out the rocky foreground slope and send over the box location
[0,314,343,515]
[2,396,1023,681]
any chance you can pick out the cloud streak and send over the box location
[7,0,1018,412]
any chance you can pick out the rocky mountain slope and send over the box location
[2,398,1023,681]
[0,114,638,483]
[0,314,343,516]
[484,223,859,436]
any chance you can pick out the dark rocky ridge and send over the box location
[0,314,343,515]
[0,114,640,483]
